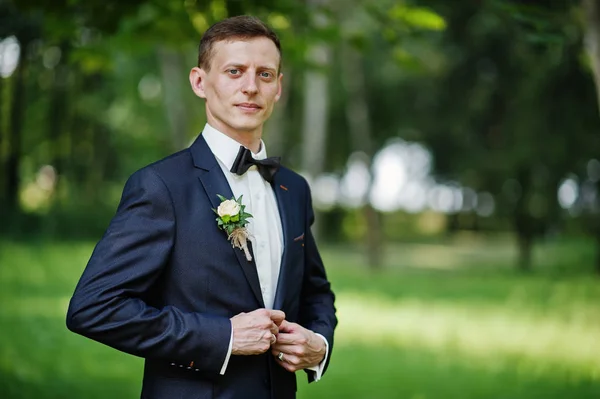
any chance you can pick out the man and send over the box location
[66,15,337,399]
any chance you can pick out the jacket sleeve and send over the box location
[298,181,338,382]
[66,166,231,373]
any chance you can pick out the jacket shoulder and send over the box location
[128,148,193,183]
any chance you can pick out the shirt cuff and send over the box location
[219,322,233,375]
[306,333,329,381]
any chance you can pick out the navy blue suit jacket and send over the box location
[66,135,337,399]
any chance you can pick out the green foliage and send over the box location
[1,0,600,274]
[388,4,447,31]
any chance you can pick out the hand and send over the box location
[271,320,326,372]
[230,309,285,355]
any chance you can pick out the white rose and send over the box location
[217,199,241,218]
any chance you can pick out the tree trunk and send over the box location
[364,205,383,269]
[85,121,110,202]
[583,0,600,116]
[301,0,331,240]
[68,73,95,186]
[158,46,188,151]
[6,44,27,212]
[583,0,600,276]
[595,232,600,275]
[47,42,70,179]
[447,213,460,235]
[301,46,330,178]
[513,167,535,271]
[264,69,291,158]
[340,42,383,269]
[0,71,4,203]
[517,232,533,272]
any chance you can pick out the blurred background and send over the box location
[2,0,600,398]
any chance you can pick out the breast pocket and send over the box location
[288,233,306,259]
[292,233,305,245]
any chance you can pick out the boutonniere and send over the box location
[213,194,253,261]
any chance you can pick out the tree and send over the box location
[583,0,600,116]
[582,0,600,273]
[413,0,599,270]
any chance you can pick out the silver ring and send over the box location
[277,352,284,362]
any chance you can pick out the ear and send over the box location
[274,72,283,103]
[189,67,207,99]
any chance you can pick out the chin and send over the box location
[230,118,263,132]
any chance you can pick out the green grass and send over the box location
[1,236,600,398]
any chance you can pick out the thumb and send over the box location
[269,310,286,326]
[278,319,296,333]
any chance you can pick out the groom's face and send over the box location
[191,37,282,136]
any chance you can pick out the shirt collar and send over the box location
[201,123,268,170]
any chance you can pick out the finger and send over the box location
[254,308,270,316]
[271,345,291,356]
[269,310,286,325]
[271,344,299,356]
[275,357,295,372]
[275,331,303,345]
[281,353,301,366]
[275,355,301,372]
[277,320,296,333]
[271,344,284,355]
[269,321,279,335]
[262,330,273,345]
[270,333,277,345]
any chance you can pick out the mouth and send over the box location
[235,103,262,112]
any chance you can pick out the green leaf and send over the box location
[389,5,446,31]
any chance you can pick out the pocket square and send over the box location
[293,233,305,242]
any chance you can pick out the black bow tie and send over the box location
[230,146,281,182]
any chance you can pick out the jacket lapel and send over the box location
[271,172,294,310]
[190,135,265,308]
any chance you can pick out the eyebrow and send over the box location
[225,63,277,72]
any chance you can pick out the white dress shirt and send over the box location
[201,124,328,381]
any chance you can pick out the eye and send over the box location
[259,71,273,79]
[227,69,240,76]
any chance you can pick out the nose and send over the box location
[242,74,259,95]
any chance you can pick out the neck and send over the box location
[226,130,262,154]
[207,119,262,153]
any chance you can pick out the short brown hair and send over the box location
[197,15,282,72]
